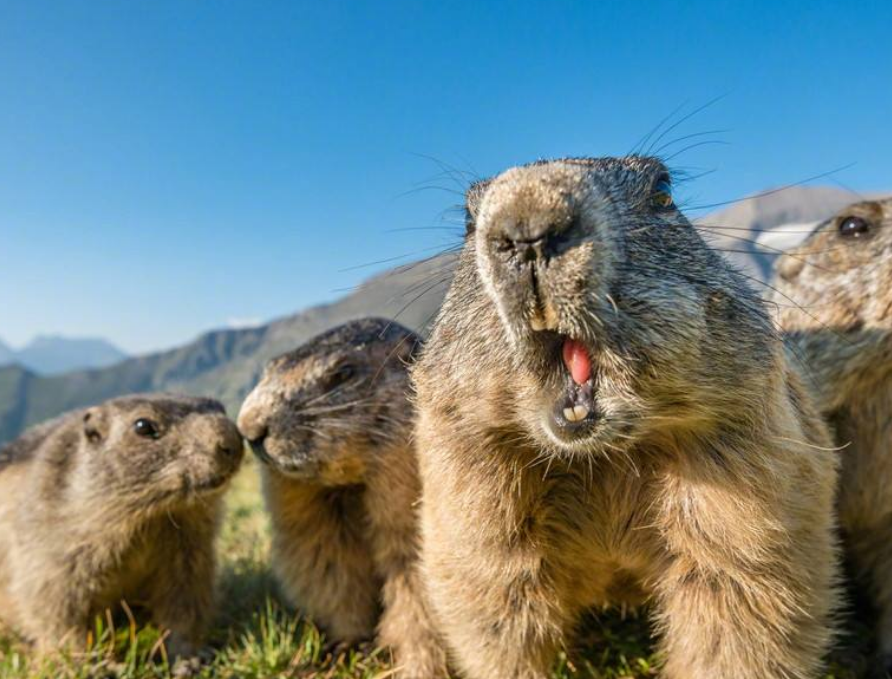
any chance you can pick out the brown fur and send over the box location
[772,197,892,673]
[0,394,243,661]
[237,318,446,678]
[411,157,841,678]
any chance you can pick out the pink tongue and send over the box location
[562,338,592,386]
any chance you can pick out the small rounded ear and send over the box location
[82,409,107,444]
[399,333,424,364]
[464,209,476,236]
[464,179,491,236]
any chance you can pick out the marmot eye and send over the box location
[133,418,160,439]
[328,364,356,388]
[651,179,674,209]
[838,216,871,238]
[465,211,477,236]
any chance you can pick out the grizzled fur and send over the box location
[0,394,243,660]
[412,157,840,679]
[238,318,446,678]
[772,197,892,674]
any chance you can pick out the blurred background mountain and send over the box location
[0,335,128,376]
[0,340,13,366]
[0,184,883,445]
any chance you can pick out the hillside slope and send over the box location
[0,340,13,365]
[1,184,882,446]
[0,252,456,444]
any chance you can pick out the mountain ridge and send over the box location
[0,335,129,376]
[0,252,455,444]
[0,184,883,446]
[0,340,13,365]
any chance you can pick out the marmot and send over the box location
[0,394,243,662]
[771,197,892,674]
[237,318,446,678]
[411,157,840,679]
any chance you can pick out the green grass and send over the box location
[0,459,872,678]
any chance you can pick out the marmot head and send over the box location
[77,394,243,509]
[455,156,771,458]
[238,318,420,486]
[773,198,892,409]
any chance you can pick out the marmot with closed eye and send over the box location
[238,318,446,679]
[0,394,243,662]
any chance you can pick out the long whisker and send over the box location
[691,223,843,275]
[629,100,689,156]
[660,139,731,163]
[643,94,728,156]
[685,163,857,212]
[651,129,730,157]
[338,243,462,274]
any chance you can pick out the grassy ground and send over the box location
[0,459,873,678]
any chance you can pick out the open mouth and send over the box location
[550,337,599,436]
[249,439,274,466]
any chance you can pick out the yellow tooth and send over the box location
[563,407,578,422]
[542,300,560,331]
[573,404,590,420]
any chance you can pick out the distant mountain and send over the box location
[0,253,455,444]
[0,339,13,365]
[0,184,884,446]
[11,335,129,375]
[696,185,873,281]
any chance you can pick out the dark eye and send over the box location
[465,210,477,236]
[328,364,356,389]
[651,178,674,209]
[838,216,871,238]
[133,418,160,439]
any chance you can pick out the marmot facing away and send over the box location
[237,318,446,679]
[772,197,892,673]
[0,394,243,660]
[411,157,840,679]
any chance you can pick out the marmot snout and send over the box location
[238,318,446,678]
[412,156,840,679]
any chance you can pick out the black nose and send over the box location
[513,236,548,264]
[497,227,563,266]
[247,430,272,463]
[217,441,241,459]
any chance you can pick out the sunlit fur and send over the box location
[772,197,892,671]
[0,394,243,659]
[237,318,446,678]
[412,157,841,679]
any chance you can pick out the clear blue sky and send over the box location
[1,0,890,354]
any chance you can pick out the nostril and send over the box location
[517,241,537,263]
[500,236,548,264]
[218,429,246,460]
[218,442,239,459]
[496,237,514,253]
[499,236,551,264]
